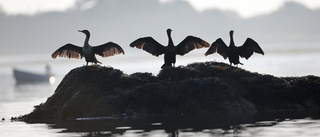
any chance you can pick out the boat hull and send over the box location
[13,69,54,84]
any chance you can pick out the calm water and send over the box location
[1,44,320,136]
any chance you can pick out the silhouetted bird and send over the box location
[52,30,125,66]
[130,29,210,68]
[205,30,264,66]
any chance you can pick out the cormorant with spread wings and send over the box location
[205,30,264,66]
[51,30,125,66]
[130,29,210,68]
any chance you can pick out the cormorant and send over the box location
[51,30,125,66]
[130,29,210,68]
[205,30,264,66]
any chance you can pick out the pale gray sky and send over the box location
[0,0,320,17]
[0,0,319,76]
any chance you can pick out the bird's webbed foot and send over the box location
[91,63,98,67]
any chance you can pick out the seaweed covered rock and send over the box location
[22,62,320,122]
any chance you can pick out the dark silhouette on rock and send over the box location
[130,29,210,68]
[51,30,125,66]
[205,30,264,66]
[19,62,320,123]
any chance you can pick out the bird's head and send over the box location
[78,30,90,36]
[167,28,172,35]
[229,30,234,36]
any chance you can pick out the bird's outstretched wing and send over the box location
[130,37,165,56]
[94,42,125,57]
[51,43,82,59]
[205,38,228,59]
[238,38,264,59]
[176,36,210,55]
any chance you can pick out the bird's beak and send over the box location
[78,30,82,32]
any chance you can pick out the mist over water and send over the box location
[0,42,319,136]
[1,41,319,76]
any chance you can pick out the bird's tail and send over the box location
[161,63,166,69]
[161,63,173,69]
[94,61,102,65]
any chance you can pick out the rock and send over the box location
[21,62,320,123]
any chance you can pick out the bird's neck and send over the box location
[167,33,174,46]
[230,34,235,47]
[84,33,90,47]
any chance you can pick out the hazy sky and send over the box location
[0,0,320,18]
[0,0,319,76]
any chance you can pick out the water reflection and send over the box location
[49,111,320,136]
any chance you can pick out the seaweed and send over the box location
[20,62,320,123]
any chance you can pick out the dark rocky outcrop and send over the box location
[21,62,320,123]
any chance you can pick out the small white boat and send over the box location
[13,65,55,84]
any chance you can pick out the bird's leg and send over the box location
[86,62,88,66]
[173,63,175,67]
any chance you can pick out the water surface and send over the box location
[1,43,320,136]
